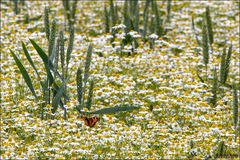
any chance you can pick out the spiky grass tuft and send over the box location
[210,68,218,106]
[232,81,238,142]
[76,68,83,112]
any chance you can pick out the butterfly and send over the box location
[81,116,100,128]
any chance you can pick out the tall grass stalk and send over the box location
[205,6,214,46]
[81,44,93,110]
[133,0,139,32]
[210,68,218,106]
[76,68,83,112]
[202,22,209,80]
[143,0,151,41]
[220,44,227,83]
[86,80,94,110]
[223,43,232,83]
[166,0,172,22]
[191,16,201,46]
[232,82,238,142]
[44,7,50,41]
[59,30,65,77]
[110,0,116,27]
[104,5,110,33]
[62,0,78,29]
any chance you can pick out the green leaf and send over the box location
[48,18,57,57]
[104,4,110,33]
[29,39,63,82]
[143,0,151,41]
[86,80,94,111]
[10,50,38,100]
[44,7,50,41]
[53,82,69,101]
[80,105,140,115]
[232,82,238,127]
[66,26,74,66]
[205,6,214,45]
[110,0,116,26]
[22,41,40,78]
[76,67,83,108]
[52,84,65,113]
[202,22,209,66]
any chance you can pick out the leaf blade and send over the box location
[52,84,65,113]
[10,50,38,100]
[30,39,63,82]
[80,105,140,115]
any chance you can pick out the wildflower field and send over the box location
[1,0,239,159]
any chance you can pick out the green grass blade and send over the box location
[206,6,214,45]
[30,39,63,82]
[10,49,38,100]
[143,0,151,41]
[81,105,140,115]
[202,22,209,67]
[110,0,116,26]
[223,43,232,83]
[44,7,50,41]
[76,67,83,109]
[66,26,74,67]
[51,84,65,113]
[232,82,238,127]
[86,80,94,110]
[48,18,57,57]
[220,44,226,83]
[22,41,40,78]
[104,5,110,33]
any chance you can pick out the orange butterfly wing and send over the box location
[81,117,100,127]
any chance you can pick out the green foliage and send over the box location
[84,45,93,81]
[66,26,75,76]
[44,7,50,41]
[143,0,151,41]
[191,15,201,46]
[75,44,93,112]
[62,0,78,28]
[79,105,140,115]
[10,6,76,120]
[110,0,116,27]
[223,43,232,83]
[30,39,62,83]
[13,0,19,15]
[232,82,238,142]
[29,39,67,119]
[86,80,94,110]
[153,0,163,37]
[51,85,65,114]
[48,18,57,57]
[210,68,218,106]
[214,141,225,158]
[59,30,65,76]
[123,0,130,32]
[220,44,227,83]
[76,68,83,112]
[205,6,214,45]
[202,22,209,67]
[22,41,40,78]
[54,38,60,74]
[82,44,93,110]
[114,3,119,24]
[104,5,110,33]
[166,0,172,22]
[133,0,139,32]
[10,50,38,100]
[220,43,232,84]
[55,27,75,105]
